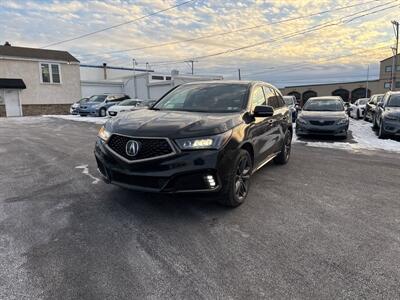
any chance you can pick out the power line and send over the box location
[241,46,390,77]
[143,1,398,66]
[79,0,382,57]
[40,0,196,49]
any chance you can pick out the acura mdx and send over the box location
[94,81,292,207]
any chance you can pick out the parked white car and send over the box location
[107,99,145,117]
[350,98,369,119]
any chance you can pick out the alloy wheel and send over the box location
[234,156,251,201]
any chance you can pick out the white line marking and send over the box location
[75,164,100,184]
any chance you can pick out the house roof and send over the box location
[380,53,400,63]
[0,78,26,89]
[0,45,79,63]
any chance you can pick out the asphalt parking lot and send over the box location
[1,117,400,299]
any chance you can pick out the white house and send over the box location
[0,43,81,117]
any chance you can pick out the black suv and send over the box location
[373,91,400,138]
[95,81,292,207]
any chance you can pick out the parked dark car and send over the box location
[70,97,88,115]
[364,94,384,122]
[79,94,130,117]
[95,81,293,207]
[296,96,349,138]
[373,91,400,138]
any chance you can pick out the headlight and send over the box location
[175,130,232,150]
[98,126,111,142]
[296,117,307,125]
[337,118,349,125]
[385,114,397,120]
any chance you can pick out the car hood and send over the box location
[109,105,141,112]
[385,107,400,115]
[299,110,347,120]
[106,109,243,138]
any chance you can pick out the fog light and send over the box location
[205,175,216,188]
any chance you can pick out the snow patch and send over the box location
[75,164,100,184]
[44,114,108,125]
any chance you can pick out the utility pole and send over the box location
[391,20,399,90]
[185,59,197,75]
[238,68,241,80]
[132,58,137,99]
[366,64,369,97]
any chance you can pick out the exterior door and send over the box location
[5,89,22,117]
[248,85,275,166]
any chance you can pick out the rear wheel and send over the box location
[100,108,107,117]
[217,150,252,207]
[356,110,360,119]
[274,130,292,165]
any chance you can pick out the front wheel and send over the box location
[378,122,387,139]
[217,149,252,207]
[99,108,107,117]
[274,130,292,165]
[372,114,378,129]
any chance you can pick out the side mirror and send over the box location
[253,105,274,117]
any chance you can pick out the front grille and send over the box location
[107,134,174,161]
[309,120,335,126]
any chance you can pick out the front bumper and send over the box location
[296,122,348,136]
[382,119,400,135]
[94,138,236,193]
[79,107,99,116]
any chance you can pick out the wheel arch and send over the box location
[240,142,254,165]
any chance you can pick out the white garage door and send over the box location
[4,89,22,117]
[81,82,124,98]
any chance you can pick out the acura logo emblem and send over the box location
[126,140,141,157]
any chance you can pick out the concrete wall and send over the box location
[0,58,81,105]
[281,80,385,104]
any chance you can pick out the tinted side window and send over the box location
[251,86,266,109]
[264,87,280,109]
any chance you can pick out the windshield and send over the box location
[388,95,400,107]
[119,99,140,106]
[89,95,107,103]
[153,83,248,113]
[303,99,344,111]
[358,99,368,105]
[283,96,294,105]
[370,95,383,104]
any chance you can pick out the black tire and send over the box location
[274,130,292,165]
[100,108,107,117]
[217,149,252,207]
[378,122,387,139]
[356,110,360,120]
[372,114,378,129]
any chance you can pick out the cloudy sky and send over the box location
[0,0,399,87]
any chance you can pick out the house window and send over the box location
[385,66,392,72]
[396,81,400,88]
[151,75,164,80]
[396,65,400,72]
[384,82,391,89]
[166,76,171,80]
[40,63,61,84]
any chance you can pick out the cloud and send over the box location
[0,0,397,87]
